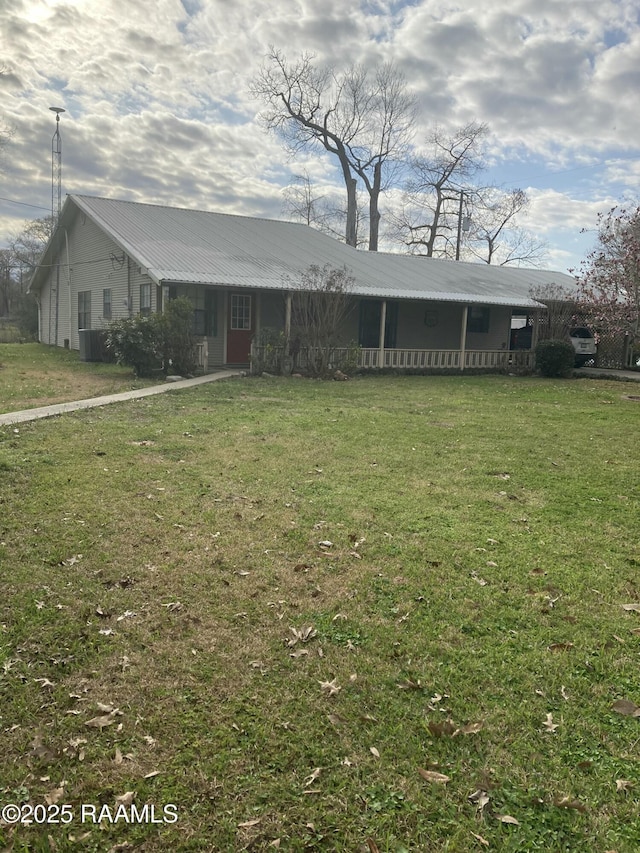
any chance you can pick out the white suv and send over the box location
[570,327,597,367]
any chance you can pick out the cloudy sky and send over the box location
[1,0,639,273]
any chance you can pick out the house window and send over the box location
[193,309,206,336]
[78,291,91,330]
[140,283,151,316]
[230,294,251,330]
[205,290,217,336]
[103,288,112,320]
[467,305,490,334]
[358,300,398,348]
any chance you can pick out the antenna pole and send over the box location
[50,107,65,226]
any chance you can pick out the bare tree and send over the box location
[467,188,547,266]
[282,171,369,246]
[11,215,54,276]
[393,122,488,257]
[287,264,354,376]
[530,283,578,340]
[575,205,640,345]
[252,48,415,250]
[394,125,546,265]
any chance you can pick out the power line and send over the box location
[0,196,51,212]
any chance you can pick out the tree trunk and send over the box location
[345,177,358,248]
[368,162,382,252]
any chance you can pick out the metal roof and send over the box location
[33,195,578,308]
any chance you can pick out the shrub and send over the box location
[105,314,164,377]
[106,298,199,377]
[162,297,197,376]
[535,339,575,377]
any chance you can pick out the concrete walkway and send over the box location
[0,370,244,427]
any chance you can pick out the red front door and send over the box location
[227,293,253,364]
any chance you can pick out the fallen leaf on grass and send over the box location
[554,796,587,813]
[468,789,490,811]
[367,840,381,853]
[290,625,317,644]
[369,747,380,759]
[611,699,640,717]
[115,791,135,807]
[418,768,450,784]
[548,642,575,652]
[319,679,341,697]
[302,768,321,788]
[616,779,633,792]
[397,679,424,691]
[114,748,123,765]
[496,814,519,825]
[542,713,559,733]
[144,771,162,780]
[456,721,484,736]
[116,610,137,622]
[621,603,640,612]
[45,787,65,805]
[85,711,119,729]
[238,818,261,828]
[427,719,457,738]
[471,832,490,847]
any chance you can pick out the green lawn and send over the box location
[1,374,639,852]
[0,343,156,414]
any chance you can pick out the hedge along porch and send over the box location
[29,194,576,372]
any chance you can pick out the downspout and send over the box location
[54,260,60,345]
[48,266,52,344]
[127,256,132,316]
[460,305,468,371]
[378,300,387,369]
[65,229,72,346]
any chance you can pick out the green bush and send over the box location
[162,297,197,376]
[106,298,198,378]
[105,314,164,377]
[535,338,575,377]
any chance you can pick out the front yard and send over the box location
[1,373,639,851]
[0,344,155,414]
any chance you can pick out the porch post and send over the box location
[531,308,540,350]
[378,299,387,368]
[460,305,468,371]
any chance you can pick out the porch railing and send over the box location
[251,345,534,373]
[195,340,208,371]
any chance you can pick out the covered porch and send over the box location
[249,293,540,374]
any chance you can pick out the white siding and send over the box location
[38,214,156,350]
